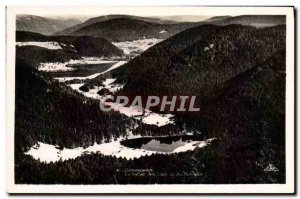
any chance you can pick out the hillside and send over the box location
[16,31,123,67]
[112,24,286,106]
[16,14,81,35]
[14,59,131,154]
[197,51,286,183]
[110,24,286,183]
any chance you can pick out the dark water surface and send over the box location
[120,135,203,152]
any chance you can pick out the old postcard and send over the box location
[6,6,295,194]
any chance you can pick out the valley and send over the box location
[14,14,286,184]
[17,34,211,162]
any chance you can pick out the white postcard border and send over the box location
[6,6,295,194]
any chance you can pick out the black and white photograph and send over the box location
[5,6,295,194]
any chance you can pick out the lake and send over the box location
[120,135,205,152]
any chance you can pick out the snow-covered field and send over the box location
[104,101,174,127]
[39,62,76,72]
[159,30,167,34]
[68,78,174,127]
[16,42,63,50]
[55,61,126,81]
[39,57,118,72]
[25,137,216,163]
[112,38,163,56]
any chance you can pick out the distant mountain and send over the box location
[54,14,178,36]
[16,31,123,67]
[154,15,211,22]
[16,14,81,35]
[203,15,231,22]
[54,15,285,42]
[210,15,286,27]
[55,17,197,42]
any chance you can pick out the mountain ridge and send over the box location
[16,14,82,35]
[54,15,285,42]
[54,14,179,36]
[16,31,123,68]
[57,17,198,42]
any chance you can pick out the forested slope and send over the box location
[114,25,285,104]
[16,31,123,68]
[15,59,130,154]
